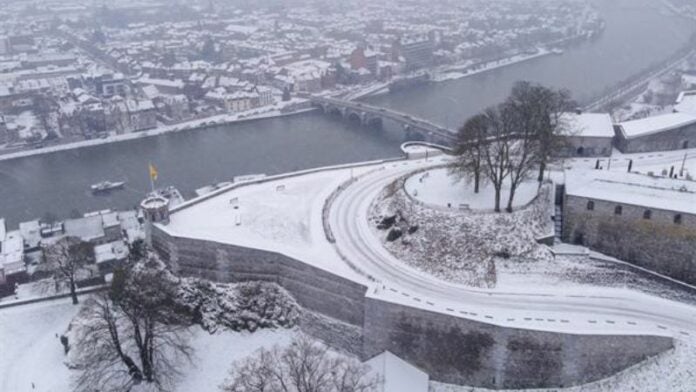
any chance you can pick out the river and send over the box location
[0,0,694,227]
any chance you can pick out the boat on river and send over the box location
[91,181,126,193]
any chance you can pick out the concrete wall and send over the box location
[563,194,696,283]
[152,226,367,326]
[363,297,673,389]
[617,122,696,153]
[558,136,613,157]
[152,225,674,389]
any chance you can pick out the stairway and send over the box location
[554,205,563,244]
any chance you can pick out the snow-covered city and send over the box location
[1,0,696,391]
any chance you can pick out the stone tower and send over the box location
[140,195,170,244]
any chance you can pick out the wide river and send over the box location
[0,0,694,226]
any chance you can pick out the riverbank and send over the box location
[0,49,560,163]
[0,102,317,163]
[430,48,555,83]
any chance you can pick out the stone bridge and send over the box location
[311,96,457,145]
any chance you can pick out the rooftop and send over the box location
[563,112,615,138]
[618,112,696,139]
[565,170,696,214]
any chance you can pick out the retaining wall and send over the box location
[152,225,674,389]
[363,297,672,389]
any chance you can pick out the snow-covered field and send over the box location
[164,167,372,282]
[0,297,299,392]
[404,167,539,211]
[564,147,696,181]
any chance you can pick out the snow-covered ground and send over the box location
[0,299,80,392]
[564,147,696,180]
[163,164,384,283]
[404,167,539,211]
[0,297,299,392]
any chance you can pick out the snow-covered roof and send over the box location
[565,170,696,214]
[674,91,696,116]
[365,351,429,392]
[618,112,696,139]
[94,241,129,264]
[563,112,614,138]
[64,215,105,242]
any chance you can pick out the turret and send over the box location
[140,195,170,244]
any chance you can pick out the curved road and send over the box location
[328,158,696,338]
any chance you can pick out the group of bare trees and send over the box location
[71,258,193,392]
[223,336,378,392]
[450,81,575,212]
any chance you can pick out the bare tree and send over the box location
[71,262,193,392]
[222,335,378,392]
[478,106,511,213]
[500,82,544,212]
[450,113,488,193]
[44,236,94,305]
[511,82,575,182]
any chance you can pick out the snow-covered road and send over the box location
[328,158,696,337]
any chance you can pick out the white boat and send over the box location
[91,181,125,193]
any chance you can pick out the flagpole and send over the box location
[149,163,156,193]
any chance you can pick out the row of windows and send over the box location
[586,201,683,224]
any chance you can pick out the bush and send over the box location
[176,279,300,333]
[386,228,403,242]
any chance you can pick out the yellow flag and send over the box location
[149,163,158,181]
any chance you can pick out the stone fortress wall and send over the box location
[563,194,696,284]
[151,225,673,390]
[616,122,696,153]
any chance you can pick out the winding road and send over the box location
[328,157,696,338]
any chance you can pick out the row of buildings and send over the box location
[0,209,143,295]
[558,92,696,158]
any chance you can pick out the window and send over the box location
[643,210,652,220]
[674,214,683,225]
[577,147,585,156]
[586,201,595,211]
[614,205,622,215]
[683,141,689,149]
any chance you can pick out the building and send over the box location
[615,112,696,153]
[562,170,696,283]
[126,99,157,131]
[350,48,378,76]
[94,240,129,274]
[558,112,614,157]
[399,35,434,70]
